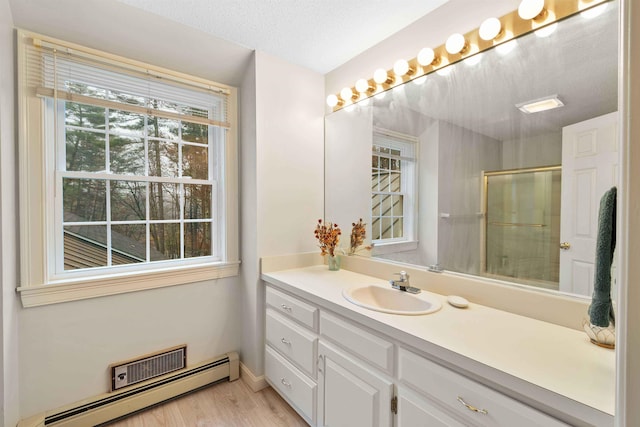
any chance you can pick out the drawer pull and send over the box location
[281,338,291,345]
[281,304,292,312]
[457,396,488,415]
[280,377,292,388]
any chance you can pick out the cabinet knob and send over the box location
[281,338,291,345]
[457,396,488,415]
[280,377,292,388]
[281,304,292,312]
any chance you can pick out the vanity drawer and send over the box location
[266,309,317,377]
[265,346,316,425]
[398,348,568,427]
[266,286,318,331]
[320,311,394,374]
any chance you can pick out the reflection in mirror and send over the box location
[325,1,618,297]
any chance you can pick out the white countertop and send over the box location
[262,265,616,424]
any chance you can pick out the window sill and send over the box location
[371,240,418,256]
[16,261,240,308]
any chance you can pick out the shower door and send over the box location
[483,166,561,289]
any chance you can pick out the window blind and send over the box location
[24,35,230,128]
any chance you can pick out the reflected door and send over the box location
[559,112,618,295]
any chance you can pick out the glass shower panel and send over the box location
[484,167,561,289]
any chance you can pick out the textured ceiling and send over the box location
[116,0,449,73]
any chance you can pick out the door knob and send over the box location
[560,242,571,250]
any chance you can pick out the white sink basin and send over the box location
[342,284,442,315]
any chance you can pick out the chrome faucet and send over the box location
[390,271,421,294]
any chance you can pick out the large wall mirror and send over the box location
[325,0,618,298]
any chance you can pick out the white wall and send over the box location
[502,132,562,170]
[5,0,249,419]
[239,51,324,376]
[0,0,20,424]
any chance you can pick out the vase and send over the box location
[327,255,341,271]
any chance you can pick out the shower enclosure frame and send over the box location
[481,165,562,289]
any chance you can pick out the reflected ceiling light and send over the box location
[581,3,608,19]
[417,47,437,66]
[355,78,374,94]
[436,66,452,77]
[326,94,340,107]
[413,76,427,85]
[479,17,503,41]
[535,22,558,37]
[393,59,414,77]
[445,33,468,54]
[516,95,564,114]
[518,0,546,20]
[496,39,518,55]
[340,87,357,102]
[374,91,386,100]
[464,53,482,66]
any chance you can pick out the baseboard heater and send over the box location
[18,351,239,427]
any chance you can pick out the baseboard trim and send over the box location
[240,362,268,392]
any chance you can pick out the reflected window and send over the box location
[371,131,417,244]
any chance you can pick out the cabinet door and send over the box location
[397,387,466,427]
[318,341,393,427]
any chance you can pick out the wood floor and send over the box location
[105,379,307,427]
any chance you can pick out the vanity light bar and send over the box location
[327,0,611,111]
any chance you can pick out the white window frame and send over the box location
[16,30,239,307]
[371,129,418,255]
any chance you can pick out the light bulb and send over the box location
[393,59,410,77]
[373,68,391,84]
[355,78,371,94]
[340,87,355,102]
[446,33,467,54]
[496,39,518,55]
[464,54,482,66]
[479,17,502,41]
[417,48,436,66]
[518,0,545,20]
[326,94,339,107]
[413,76,427,85]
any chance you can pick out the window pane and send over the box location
[381,194,392,216]
[63,178,106,222]
[111,181,146,221]
[372,194,381,217]
[147,116,179,141]
[182,122,208,144]
[64,225,107,270]
[185,222,211,258]
[184,184,212,219]
[109,109,144,137]
[110,136,144,175]
[372,155,379,168]
[149,223,180,260]
[379,172,390,191]
[149,183,180,221]
[380,157,390,170]
[65,102,105,129]
[148,140,178,177]
[182,145,208,179]
[393,195,404,216]
[111,224,146,265]
[381,217,392,239]
[65,83,108,102]
[393,218,404,238]
[66,130,105,172]
[390,172,401,192]
[372,218,381,240]
[108,90,145,106]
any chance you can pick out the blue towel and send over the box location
[588,187,617,327]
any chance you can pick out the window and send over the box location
[371,130,417,248]
[17,31,238,306]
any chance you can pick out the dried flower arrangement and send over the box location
[314,219,341,257]
[348,218,373,255]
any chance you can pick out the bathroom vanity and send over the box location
[261,261,615,427]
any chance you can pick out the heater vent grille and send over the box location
[111,345,187,391]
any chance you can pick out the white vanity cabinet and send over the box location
[264,287,319,425]
[264,283,571,427]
